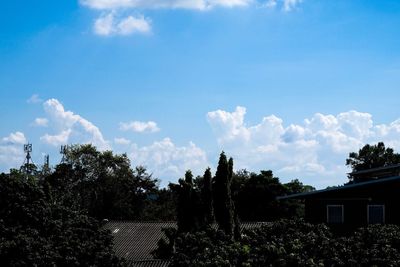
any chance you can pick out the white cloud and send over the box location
[2,132,27,145]
[127,138,208,185]
[282,0,302,11]
[27,94,43,104]
[40,130,72,147]
[0,132,27,171]
[40,99,109,150]
[261,0,277,8]
[94,12,114,35]
[81,0,252,10]
[120,120,160,133]
[207,106,400,188]
[32,118,49,127]
[94,12,151,36]
[114,137,131,145]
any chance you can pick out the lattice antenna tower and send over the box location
[60,145,68,163]
[43,154,50,175]
[22,143,34,177]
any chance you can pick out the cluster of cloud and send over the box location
[119,120,160,133]
[5,95,400,189]
[128,138,208,185]
[25,96,207,184]
[39,99,110,150]
[80,0,303,36]
[0,132,27,171]
[207,106,400,188]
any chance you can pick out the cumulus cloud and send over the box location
[0,132,27,171]
[127,138,208,185]
[40,130,72,147]
[40,99,109,150]
[120,120,160,133]
[32,118,48,127]
[2,132,27,145]
[94,12,151,36]
[207,106,400,188]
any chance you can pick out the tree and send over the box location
[0,172,124,266]
[173,170,199,233]
[201,168,214,225]
[213,152,237,237]
[346,142,400,172]
[44,144,159,220]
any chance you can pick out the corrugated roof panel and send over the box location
[104,221,267,262]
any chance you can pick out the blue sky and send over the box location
[1,0,400,188]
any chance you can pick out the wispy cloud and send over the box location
[27,94,43,104]
[81,0,303,36]
[94,12,151,36]
[32,118,49,127]
[282,0,302,12]
[81,0,253,10]
[120,120,160,133]
[114,137,131,145]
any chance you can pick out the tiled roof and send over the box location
[127,260,170,267]
[104,221,267,263]
[104,221,176,261]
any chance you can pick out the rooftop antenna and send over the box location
[60,145,68,163]
[22,143,34,178]
[44,154,49,167]
[42,154,50,175]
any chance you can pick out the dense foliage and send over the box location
[44,144,170,221]
[0,172,124,266]
[170,219,400,267]
[346,142,400,172]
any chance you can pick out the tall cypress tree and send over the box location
[201,168,214,225]
[213,152,235,237]
[176,170,196,233]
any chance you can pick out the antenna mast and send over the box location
[22,143,34,178]
[60,145,68,163]
[43,154,50,175]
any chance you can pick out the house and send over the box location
[103,221,267,266]
[278,164,400,229]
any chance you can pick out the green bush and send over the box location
[169,220,400,267]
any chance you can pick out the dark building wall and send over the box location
[304,179,400,228]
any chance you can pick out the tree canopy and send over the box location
[0,172,124,266]
[346,142,400,172]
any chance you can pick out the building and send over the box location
[278,164,400,229]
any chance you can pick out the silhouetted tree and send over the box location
[44,144,159,220]
[213,152,236,237]
[173,170,199,233]
[346,142,400,172]
[0,171,123,266]
[201,168,214,225]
